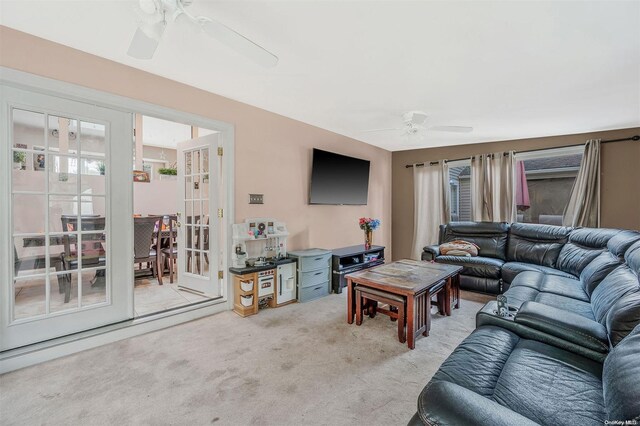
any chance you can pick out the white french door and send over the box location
[0,85,133,350]
[176,134,221,297]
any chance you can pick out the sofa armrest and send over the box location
[414,381,537,426]
[421,245,440,261]
[515,301,609,353]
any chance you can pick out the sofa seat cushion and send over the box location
[423,325,605,426]
[501,261,576,284]
[504,285,595,320]
[510,271,588,302]
[435,255,504,279]
[492,339,605,425]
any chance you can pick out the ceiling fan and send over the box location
[127,0,278,67]
[362,111,473,138]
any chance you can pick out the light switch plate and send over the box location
[249,194,264,204]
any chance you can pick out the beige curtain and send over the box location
[412,161,450,259]
[470,151,516,222]
[563,139,601,227]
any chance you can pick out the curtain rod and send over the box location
[405,135,640,168]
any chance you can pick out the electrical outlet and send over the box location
[249,194,264,204]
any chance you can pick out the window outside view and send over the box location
[448,151,583,224]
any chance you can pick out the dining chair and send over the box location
[160,215,179,283]
[60,215,106,303]
[133,216,163,285]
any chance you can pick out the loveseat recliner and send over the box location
[422,222,640,295]
[409,323,640,426]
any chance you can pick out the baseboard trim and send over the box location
[0,300,228,374]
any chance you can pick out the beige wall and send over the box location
[0,27,392,255]
[392,128,640,261]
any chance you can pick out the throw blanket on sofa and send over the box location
[439,240,480,257]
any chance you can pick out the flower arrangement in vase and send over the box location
[359,217,381,250]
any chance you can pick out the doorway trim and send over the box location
[0,67,235,371]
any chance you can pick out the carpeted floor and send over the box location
[0,290,492,425]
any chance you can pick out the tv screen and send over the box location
[309,149,370,205]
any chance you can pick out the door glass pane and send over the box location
[193,150,201,174]
[48,116,78,154]
[185,151,192,175]
[49,196,78,233]
[82,268,107,306]
[13,194,45,234]
[185,250,193,273]
[193,175,201,200]
[50,271,77,313]
[13,109,45,151]
[202,148,209,173]
[14,276,46,320]
[80,121,106,157]
[81,158,106,196]
[48,154,78,194]
[13,236,47,277]
[80,196,106,219]
[193,252,201,275]
[12,150,46,191]
[58,233,80,273]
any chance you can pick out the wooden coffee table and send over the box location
[346,259,462,349]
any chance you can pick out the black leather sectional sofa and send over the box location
[411,222,640,425]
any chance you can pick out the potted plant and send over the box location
[158,165,177,180]
[13,151,26,170]
[98,161,106,176]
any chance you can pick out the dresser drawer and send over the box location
[299,281,329,302]
[300,269,330,288]
[298,253,331,272]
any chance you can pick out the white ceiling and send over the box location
[1,1,639,151]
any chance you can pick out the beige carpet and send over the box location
[0,290,492,426]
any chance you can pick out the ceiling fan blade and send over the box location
[127,21,166,59]
[428,126,473,133]
[361,128,404,133]
[199,17,278,67]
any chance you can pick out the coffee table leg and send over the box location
[422,294,431,337]
[444,278,452,316]
[347,278,354,324]
[454,274,461,309]
[407,295,415,349]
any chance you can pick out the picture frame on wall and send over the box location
[133,170,150,183]
[33,146,45,171]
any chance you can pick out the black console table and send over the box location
[331,245,385,293]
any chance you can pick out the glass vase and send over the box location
[364,230,372,250]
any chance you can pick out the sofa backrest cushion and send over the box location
[590,251,640,346]
[506,223,572,267]
[603,324,640,421]
[625,240,640,274]
[556,228,619,276]
[441,222,510,260]
[580,252,623,296]
[607,230,640,259]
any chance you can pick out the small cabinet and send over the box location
[276,262,296,305]
[289,248,331,303]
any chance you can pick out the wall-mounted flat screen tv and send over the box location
[309,148,370,205]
